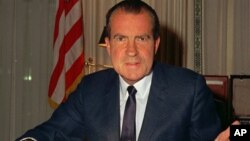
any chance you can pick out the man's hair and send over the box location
[105,0,160,39]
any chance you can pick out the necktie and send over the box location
[120,86,137,141]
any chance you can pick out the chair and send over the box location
[204,75,230,129]
[204,75,228,100]
[229,75,250,124]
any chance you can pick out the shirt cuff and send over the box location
[19,137,37,141]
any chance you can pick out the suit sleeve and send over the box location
[16,80,87,141]
[189,75,221,141]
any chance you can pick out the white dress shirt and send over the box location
[119,72,153,141]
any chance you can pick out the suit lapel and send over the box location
[102,75,121,141]
[138,64,171,141]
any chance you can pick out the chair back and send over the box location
[230,75,250,124]
[204,75,228,101]
[204,75,229,129]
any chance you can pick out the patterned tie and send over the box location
[120,85,137,141]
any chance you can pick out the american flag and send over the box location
[48,0,84,108]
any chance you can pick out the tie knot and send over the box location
[127,85,137,96]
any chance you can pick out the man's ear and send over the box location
[105,37,111,55]
[154,37,160,54]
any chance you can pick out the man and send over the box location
[17,0,222,140]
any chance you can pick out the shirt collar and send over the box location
[119,72,153,98]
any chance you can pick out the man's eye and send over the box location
[136,35,151,42]
[139,37,146,41]
[114,36,127,42]
[117,37,124,41]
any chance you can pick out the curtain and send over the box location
[202,0,250,75]
[0,0,55,140]
[148,0,194,68]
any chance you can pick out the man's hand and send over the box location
[214,120,241,141]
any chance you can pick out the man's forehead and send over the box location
[110,8,151,20]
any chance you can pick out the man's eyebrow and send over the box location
[135,34,152,38]
[113,34,127,38]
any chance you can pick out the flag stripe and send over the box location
[65,0,78,15]
[49,0,82,96]
[48,42,65,97]
[53,0,65,45]
[64,17,83,53]
[49,0,84,108]
[49,1,82,97]
[66,54,84,91]
[52,11,65,67]
[65,37,83,71]
[65,0,82,34]
[50,69,65,104]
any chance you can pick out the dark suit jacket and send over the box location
[17,63,221,141]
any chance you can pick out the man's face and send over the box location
[105,10,160,85]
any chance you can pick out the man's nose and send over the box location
[126,40,138,56]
